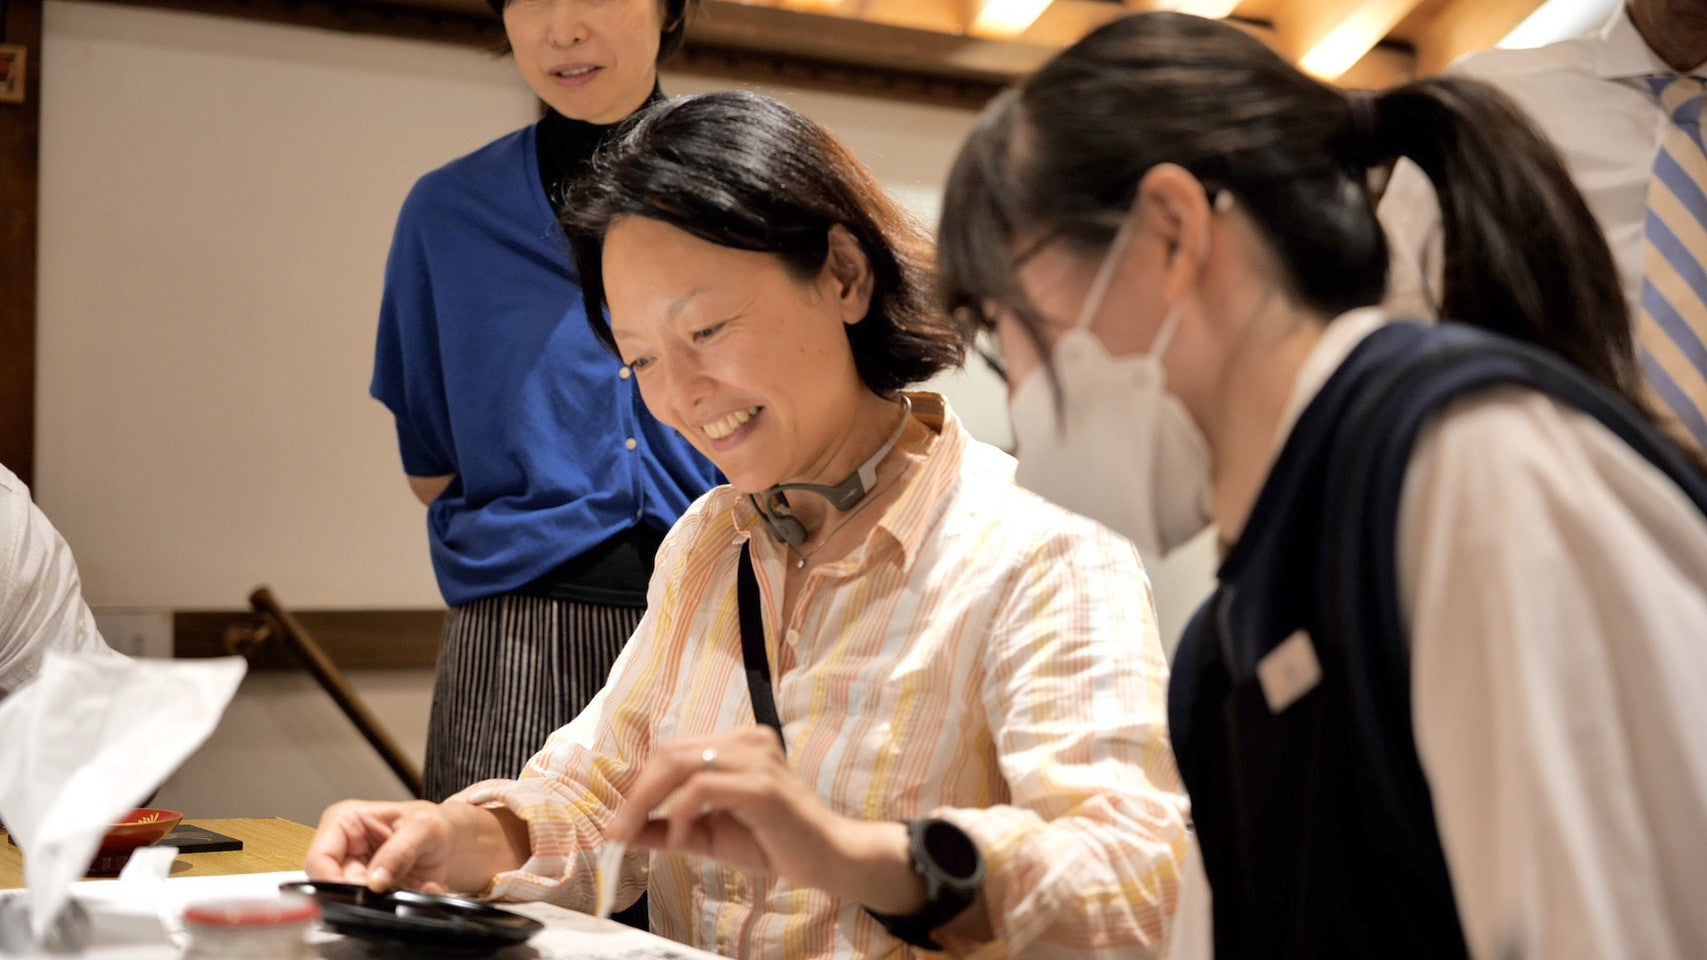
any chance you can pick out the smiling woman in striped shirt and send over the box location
[305,91,1189,958]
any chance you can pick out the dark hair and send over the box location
[489,0,699,63]
[940,12,1650,421]
[564,90,962,395]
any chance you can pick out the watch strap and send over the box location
[864,818,984,951]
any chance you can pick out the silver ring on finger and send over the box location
[701,747,719,771]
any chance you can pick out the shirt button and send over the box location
[625,438,638,451]
[619,366,632,380]
[784,628,800,646]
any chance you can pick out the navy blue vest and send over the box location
[1169,321,1707,959]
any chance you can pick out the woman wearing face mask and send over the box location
[370,0,721,810]
[311,91,1189,959]
[939,13,1707,960]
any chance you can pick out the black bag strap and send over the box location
[736,543,785,750]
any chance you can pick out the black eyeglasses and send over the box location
[953,305,1010,385]
[955,206,1152,389]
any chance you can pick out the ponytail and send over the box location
[1371,77,1640,401]
[937,12,1697,466]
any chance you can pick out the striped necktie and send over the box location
[1639,74,1707,448]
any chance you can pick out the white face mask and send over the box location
[1007,213,1215,561]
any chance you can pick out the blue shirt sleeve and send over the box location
[372,184,457,479]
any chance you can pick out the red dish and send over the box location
[89,808,183,874]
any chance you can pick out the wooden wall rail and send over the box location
[177,607,445,670]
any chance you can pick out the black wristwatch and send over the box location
[864,818,985,951]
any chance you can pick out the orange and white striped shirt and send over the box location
[459,394,1188,959]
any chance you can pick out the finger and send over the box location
[741,723,786,758]
[303,838,349,881]
[646,810,721,862]
[359,814,398,845]
[363,812,440,892]
[655,771,771,852]
[609,735,737,844]
[630,818,671,852]
[665,795,709,852]
[632,809,766,877]
[307,801,415,883]
[305,807,369,880]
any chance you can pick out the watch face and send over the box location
[865,819,985,951]
[919,819,984,884]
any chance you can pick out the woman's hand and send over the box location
[304,799,530,896]
[605,726,928,915]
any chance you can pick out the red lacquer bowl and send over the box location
[89,808,183,874]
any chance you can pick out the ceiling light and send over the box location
[1295,0,1419,80]
[1152,0,1242,18]
[1499,0,1620,49]
[969,0,1054,38]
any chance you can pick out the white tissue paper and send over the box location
[0,651,245,945]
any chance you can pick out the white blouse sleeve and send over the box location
[0,467,121,698]
[1398,388,1707,960]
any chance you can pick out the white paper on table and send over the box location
[0,872,730,960]
[0,870,302,959]
[502,900,727,960]
[0,651,246,944]
[594,840,626,921]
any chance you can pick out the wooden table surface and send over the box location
[0,817,315,889]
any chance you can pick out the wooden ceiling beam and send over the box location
[1334,43,1418,90]
[690,2,1056,83]
[701,1,1416,87]
[1410,0,1550,75]
[1013,1,1134,45]
[721,0,1124,45]
[86,0,500,47]
[76,0,1417,108]
[756,0,965,35]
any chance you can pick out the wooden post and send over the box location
[225,587,428,799]
[0,0,42,486]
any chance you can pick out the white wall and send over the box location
[35,1,1006,614]
[152,669,433,823]
[37,2,533,610]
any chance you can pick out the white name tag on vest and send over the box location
[1257,629,1322,714]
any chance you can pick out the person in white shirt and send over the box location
[937,11,1707,960]
[0,463,124,699]
[1382,0,1707,447]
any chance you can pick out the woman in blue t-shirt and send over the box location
[370,0,719,809]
